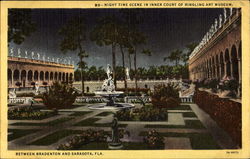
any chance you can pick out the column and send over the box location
[214,64,218,79]
[219,65,222,80]
[224,62,227,78]
[238,58,241,82]
[230,60,234,78]
[11,70,14,88]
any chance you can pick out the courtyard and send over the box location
[8,101,237,150]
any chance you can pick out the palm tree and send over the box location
[182,42,197,65]
[59,16,88,95]
[164,49,182,66]
[90,16,122,89]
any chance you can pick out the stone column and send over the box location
[224,62,227,78]
[238,58,241,82]
[230,60,234,78]
[214,64,217,79]
[11,70,14,88]
[219,65,222,79]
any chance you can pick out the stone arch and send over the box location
[231,44,238,80]
[45,71,49,80]
[8,69,12,81]
[21,70,26,87]
[34,71,39,81]
[13,69,20,81]
[225,49,230,77]
[50,72,53,80]
[59,72,62,81]
[220,52,224,79]
[28,70,33,81]
[66,73,69,83]
[62,73,65,81]
[69,73,73,81]
[55,72,58,81]
[40,71,44,81]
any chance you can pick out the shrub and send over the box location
[15,82,22,87]
[43,82,77,109]
[220,79,239,92]
[193,90,241,147]
[115,107,167,121]
[151,83,180,108]
[143,130,164,149]
[57,129,108,150]
[16,92,35,97]
[8,107,57,120]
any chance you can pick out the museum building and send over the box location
[8,50,74,88]
[188,8,241,83]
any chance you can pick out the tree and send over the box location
[164,49,182,66]
[59,16,88,95]
[90,16,122,89]
[8,9,36,44]
[182,42,197,65]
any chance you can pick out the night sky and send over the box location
[9,8,224,69]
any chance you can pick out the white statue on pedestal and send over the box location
[126,67,130,80]
[42,54,45,61]
[35,82,39,95]
[102,64,115,92]
[17,48,21,58]
[230,8,233,16]
[219,14,222,28]
[31,52,34,59]
[106,64,112,79]
[37,53,40,60]
[9,88,16,98]
[10,48,14,56]
[214,19,218,31]
[223,8,227,22]
[25,50,28,58]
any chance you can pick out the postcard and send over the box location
[0,0,249,158]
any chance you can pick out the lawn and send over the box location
[29,129,83,145]
[139,132,220,149]
[74,117,127,127]
[96,112,113,116]
[11,117,73,126]
[145,120,205,129]
[8,129,40,141]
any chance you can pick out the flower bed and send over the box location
[116,106,168,121]
[143,130,164,149]
[193,90,241,147]
[8,107,57,120]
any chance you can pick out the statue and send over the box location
[211,24,214,35]
[102,64,115,92]
[56,58,59,63]
[219,14,222,28]
[31,52,34,59]
[25,50,28,58]
[37,53,40,60]
[108,117,123,149]
[125,67,130,80]
[106,64,112,79]
[10,48,14,56]
[9,88,16,98]
[223,8,227,22]
[42,54,45,61]
[52,57,54,62]
[35,82,39,95]
[214,18,218,31]
[17,48,21,57]
[230,8,233,16]
[47,57,50,62]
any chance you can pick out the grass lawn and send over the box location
[74,117,127,127]
[11,117,73,126]
[182,112,197,118]
[77,142,155,150]
[29,129,83,145]
[69,111,93,116]
[96,112,113,116]
[139,132,220,149]
[8,129,40,141]
[145,120,205,129]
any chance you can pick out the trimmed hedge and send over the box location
[193,90,241,147]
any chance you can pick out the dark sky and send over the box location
[9,8,224,69]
